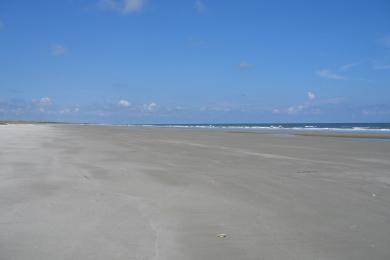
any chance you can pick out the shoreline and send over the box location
[3,122,390,139]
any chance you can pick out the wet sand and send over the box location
[1,124,390,260]
[296,132,390,139]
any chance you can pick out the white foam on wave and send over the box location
[139,124,390,133]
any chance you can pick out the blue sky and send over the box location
[1,0,390,123]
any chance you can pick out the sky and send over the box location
[0,0,390,123]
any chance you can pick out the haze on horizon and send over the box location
[0,0,389,124]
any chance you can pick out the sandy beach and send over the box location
[1,124,390,260]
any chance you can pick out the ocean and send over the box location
[140,123,390,134]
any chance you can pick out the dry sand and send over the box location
[1,124,390,260]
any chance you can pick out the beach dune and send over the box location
[1,124,390,260]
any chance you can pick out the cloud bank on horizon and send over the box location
[0,0,389,123]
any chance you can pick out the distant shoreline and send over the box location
[2,121,390,139]
[0,120,61,125]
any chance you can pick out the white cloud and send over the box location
[123,0,145,13]
[287,105,305,114]
[340,62,360,71]
[316,69,345,80]
[195,0,206,13]
[100,0,146,14]
[38,97,52,106]
[59,107,80,114]
[31,97,52,113]
[239,61,254,70]
[50,44,67,56]
[118,99,130,107]
[59,108,72,114]
[99,0,117,10]
[144,102,158,112]
[307,91,316,100]
[59,108,71,114]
